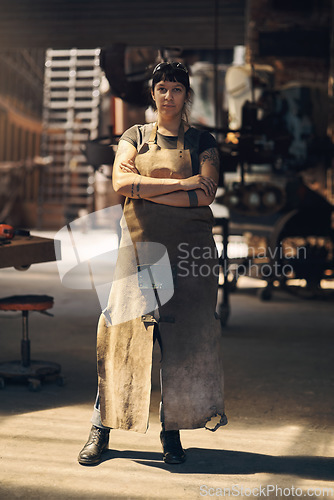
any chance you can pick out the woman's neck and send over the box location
[157,117,183,137]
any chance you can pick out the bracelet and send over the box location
[187,190,198,207]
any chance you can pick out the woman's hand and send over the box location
[179,174,217,197]
[120,159,139,174]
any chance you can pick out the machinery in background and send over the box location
[212,64,334,300]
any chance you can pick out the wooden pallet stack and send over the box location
[39,48,102,228]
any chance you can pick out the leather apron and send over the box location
[97,122,227,432]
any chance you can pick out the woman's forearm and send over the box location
[144,189,215,207]
[114,172,183,199]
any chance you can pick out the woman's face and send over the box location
[152,80,188,119]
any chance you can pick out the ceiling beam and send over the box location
[0,0,246,50]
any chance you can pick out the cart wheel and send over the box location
[219,304,230,327]
[28,378,41,392]
[56,375,65,387]
[258,287,272,301]
[0,377,5,389]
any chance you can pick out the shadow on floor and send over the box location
[98,448,334,481]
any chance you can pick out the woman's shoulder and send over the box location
[186,126,218,152]
[186,125,214,139]
[185,125,201,142]
[121,123,153,137]
[127,122,154,132]
[120,123,155,148]
[127,123,155,133]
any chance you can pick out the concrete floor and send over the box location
[0,232,334,500]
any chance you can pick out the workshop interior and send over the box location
[0,1,334,496]
[1,1,333,314]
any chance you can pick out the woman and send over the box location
[78,61,227,466]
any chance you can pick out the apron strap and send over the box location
[177,121,185,150]
[148,122,158,145]
[148,121,185,149]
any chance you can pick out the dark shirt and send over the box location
[120,123,217,175]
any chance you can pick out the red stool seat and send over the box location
[0,295,54,311]
[0,294,62,390]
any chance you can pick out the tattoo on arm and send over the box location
[136,177,141,198]
[200,148,220,174]
[131,181,135,197]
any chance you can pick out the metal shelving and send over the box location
[39,48,101,228]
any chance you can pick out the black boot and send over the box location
[78,425,110,465]
[160,429,186,464]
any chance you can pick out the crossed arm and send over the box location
[112,139,220,207]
